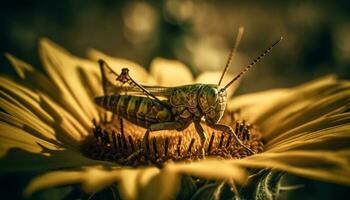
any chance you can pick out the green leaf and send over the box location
[87,185,122,200]
[190,182,218,200]
[176,175,197,200]
[217,183,236,200]
[253,170,285,200]
[29,185,78,200]
[28,184,121,200]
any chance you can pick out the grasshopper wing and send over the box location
[99,59,125,95]
[99,59,175,98]
[99,59,148,96]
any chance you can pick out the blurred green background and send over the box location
[1,0,350,94]
[1,1,350,199]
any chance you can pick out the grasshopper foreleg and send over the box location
[194,121,207,158]
[125,122,183,162]
[209,123,255,155]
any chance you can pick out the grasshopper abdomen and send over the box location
[95,95,173,128]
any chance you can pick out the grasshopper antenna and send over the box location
[223,36,283,90]
[218,27,244,86]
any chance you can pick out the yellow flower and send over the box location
[0,38,349,200]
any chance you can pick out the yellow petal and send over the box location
[23,159,248,200]
[234,150,350,185]
[0,75,88,148]
[4,54,60,98]
[0,122,105,172]
[0,77,55,124]
[172,159,248,184]
[0,83,85,148]
[266,113,350,151]
[139,165,180,200]
[39,94,89,145]
[0,92,58,145]
[227,88,288,119]
[39,38,99,128]
[227,76,350,186]
[24,166,140,200]
[140,159,248,200]
[5,53,34,78]
[0,122,55,157]
[262,86,350,140]
[114,168,143,200]
[150,57,193,86]
[87,48,155,84]
[195,71,239,97]
[252,76,342,129]
[228,76,349,138]
[228,75,337,119]
[0,76,89,148]
[24,171,84,196]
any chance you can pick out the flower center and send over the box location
[81,111,264,166]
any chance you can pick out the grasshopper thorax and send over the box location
[198,85,227,125]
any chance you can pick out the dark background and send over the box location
[0,1,350,199]
[1,0,350,94]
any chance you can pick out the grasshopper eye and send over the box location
[209,109,216,117]
[206,88,218,106]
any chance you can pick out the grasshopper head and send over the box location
[198,85,227,125]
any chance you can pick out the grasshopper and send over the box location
[94,28,282,159]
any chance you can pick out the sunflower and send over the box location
[0,38,349,200]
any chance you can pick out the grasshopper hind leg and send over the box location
[194,121,207,158]
[125,122,184,164]
[123,129,149,164]
[210,123,255,155]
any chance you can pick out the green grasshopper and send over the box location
[94,28,282,159]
